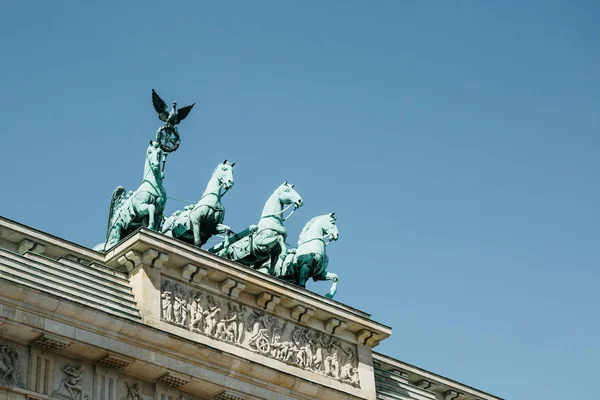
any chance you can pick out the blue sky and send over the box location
[1,2,598,399]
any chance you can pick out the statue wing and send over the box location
[151,89,169,122]
[176,103,195,124]
[107,186,126,233]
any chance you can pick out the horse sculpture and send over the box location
[218,182,303,273]
[95,141,166,251]
[273,213,340,299]
[161,160,235,248]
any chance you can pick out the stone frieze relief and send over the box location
[52,365,89,400]
[0,345,25,388]
[160,278,360,387]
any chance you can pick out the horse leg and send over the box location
[297,263,311,288]
[268,235,286,275]
[136,203,156,230]
[324,272,339,299]
[147,204,156,230]
[256,260,270,275]
[191,219,201,247]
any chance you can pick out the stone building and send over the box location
[0,216,501,400]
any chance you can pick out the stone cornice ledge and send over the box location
[103,228,392,347]
[0,216,103,262]
[373,353,503,400]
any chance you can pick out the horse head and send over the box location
[146,140,164,177]
[276,181,303,209]
[215,160,235,190]
[298,213,339,246]
[322,212,339,241]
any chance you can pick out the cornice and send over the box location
[373,353,503,400]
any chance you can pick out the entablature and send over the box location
[0,217,392,400]
[103,228,391,348]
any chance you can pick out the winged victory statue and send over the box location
[152,89,195,153]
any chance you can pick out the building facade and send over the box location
[0,217,501,400]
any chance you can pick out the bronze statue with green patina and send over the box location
[216,182,303,274]
[162,160,235,247]
[95,140,166,251]
[273,213,340,298]
[151,89,195,153]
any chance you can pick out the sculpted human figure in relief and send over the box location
[324,338,342,379]
[312,333,331,371]
[203,295,220,337]
[0,346,23,386]
[161,281,173,322]
[339,346,360,385]
[54,365,88,400]
[173,284,188,326]
[235,304,247,344]
[246,312,278,353]
[189,291,204,332]
[121,382,141,400]
[215,303,238,342]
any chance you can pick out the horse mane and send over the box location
[211,162,234,178]
[298,215,327,245]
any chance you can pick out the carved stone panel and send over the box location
[52,365,90,400]
[121,381,142,400]
[160,278,361,387]
[0,344,26,388]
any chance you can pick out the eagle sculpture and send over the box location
[152,89,195,126]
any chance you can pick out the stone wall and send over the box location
[0,339,205,400]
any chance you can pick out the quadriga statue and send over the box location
[273,213,340,299]
[95,141,166,251]
[161,160,235,247]
[218,182,303,273]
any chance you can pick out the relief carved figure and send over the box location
[293,328,314,370]
[53,365,88,400]
[246,312,279,354]
[203,295,221,337]
[161,281,174,322]
[159,278,360,387]
[312,333,330,371]
[189,291,204,332]
[235,304,247,344]
[215,303,243,343]
[121,382,141,400]
[0,346,24,387]
[274,337,296,363]
[173,284,188,326]
[324,338,342,379]
[339,346,360,386]
[269,322,288,360]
